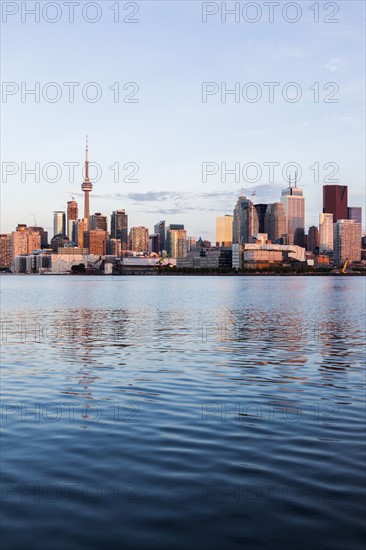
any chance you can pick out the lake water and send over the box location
[1,275,365,549]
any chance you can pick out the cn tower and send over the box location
[81,136,93,225]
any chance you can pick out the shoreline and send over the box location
[2,272,365,277]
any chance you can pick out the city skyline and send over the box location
[2,138,365,241]
[2,2,365,238]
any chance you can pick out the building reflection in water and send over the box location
[54,307,136,427]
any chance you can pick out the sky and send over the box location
[1,0,365,240]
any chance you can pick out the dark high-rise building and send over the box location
[107,238,122,256]
[233,195,259,244]
[294,228,305,248]
[264,202,286,242]
[111,210,128,251]
[348,207,362,226]
[149,234,160,254]
[168,224,184,230]
[323,185,348,222]
[255,204,268,234]
[51,234,70,252]
[90,213,108,232]
[307,226,319,253]
[154,221,166,253]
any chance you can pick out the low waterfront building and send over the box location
[316,255,331,266]
[12,252,52,273]
[232,243,306,270]
[177,247,232,270]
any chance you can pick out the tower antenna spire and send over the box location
[85,134,89,182]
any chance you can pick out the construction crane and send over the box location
[157,254,173,268]
[341,258,349,274]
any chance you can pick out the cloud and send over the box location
[69,184,285,215]
[325,58,342,72]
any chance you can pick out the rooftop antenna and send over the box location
[251,190,256,203]
[289,174,292,188]
[294,171,298,187]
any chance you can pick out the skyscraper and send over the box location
[11,225,41,266]
[323,185,348,222]
[187,236,197,252]
[53,211,66,236]
[130,226,149,252]
[75,219,88,249]
[307,226,319,253]
[216,215,233,246]
[154,221,166,253]
[149,234,160,254]
[90,213,108,232]
[166,226,187,258]
[0,234,12,268]
[348,207,362,226]
[84,230,107,256]
[233,195,259,244]
[67,199,78,240]
[254,204,268,234]
[81,137,93,226]
[264,202,286,243]
[28,227,48,248]
[280,180,305,245]
[333,219,361,263]
[111,210,128,251]
[319,213,334,253]
[107,238,122,256]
